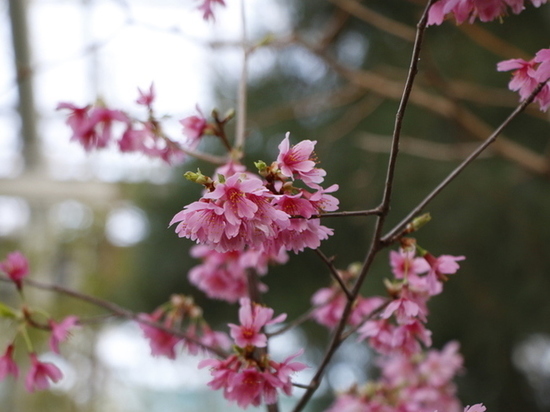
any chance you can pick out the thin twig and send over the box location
[266,306,317,338]
[234,0,248,156]
[0,275,228,358]
[381,79,550,245]
[314,249,353,300]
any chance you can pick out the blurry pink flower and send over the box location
[138,312,181,359]
[270,349,308,396]
[381,296,424,324]
[0,345,19,381]
[57,102,91,140]
[199,324,232,353]
[419,341,463,387]
[199,354,239,391]
[0,251,29,290]
[227,368,266,408]
[180,108,208,149]
[229,298,286,348]
[497,58,538,99]
[424,253,465,295]
[48,316,79,354]
[464,404,486,412]
[136,83,155,108]
[25,353,63,392]
[389,248,430,279]
[392,319,433,355]
[197,0,226,21]
[427,0,546,25]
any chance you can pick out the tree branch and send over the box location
[381,79,550,245]
[0,275,228,358]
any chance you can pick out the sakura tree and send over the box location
[1,0,549,411]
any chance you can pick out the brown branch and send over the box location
[358,132,494,161]
[295,39,550,176]
[266,307,317,338]
[0,275,228,358]
[329,0,416,42]
[314,249,353,300]
[291,2,437,410]
[381,79,550,245]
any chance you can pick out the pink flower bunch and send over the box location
[325,342,465,412]
[188,245,288,303]
[170,133,339,254]
[0,251,29,290]
[139,294,230,359]
[311,264,386,328]
[498,49,550,111]
[199,298,307,408]
[0,346,64,392]
[357,247,464,355]
[58,87,217,164]
[428,0,547,25]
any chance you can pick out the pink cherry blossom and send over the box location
[0,251,29,290]
[229,298,286,348]
[136,83,155,108]
[498,52,550,111]
[423,253,465,295]
[197,0,226,21]
[199,349,307,407]
[381,295,424,324]
[419,341,463,387]
[138,312,181,359]
[57,103,129,150]
[276,133,317,178]
[0,345,19,381]
[428,0,547,25]
[389,248,430,279]
[312,288,385,328]
[203,174,264,225]
[188,246,275,302]
[269,349,308,395]
[464,404,487,412]
[48,316,79,354]
[180,108,208,149]
[497,58,539,100]
[25,353,63,392]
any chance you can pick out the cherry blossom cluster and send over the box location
[0,252,78,392]
[188,245,288,303]
[357,246,465,355]
[325,341,466,412]
[199,298,307,408]
[428,0,547,25]
[319,244,478,411]
[57,85,218,164]
[170,133,339,255]
[498,49,550,111]
[139,294,231,359]
[311,263,385,328]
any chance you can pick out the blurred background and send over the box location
[1,0,550,411]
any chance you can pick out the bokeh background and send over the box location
[1,0,550,411]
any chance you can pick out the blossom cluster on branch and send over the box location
[3,0,550,411]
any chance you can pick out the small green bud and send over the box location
[406,213,431,233]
